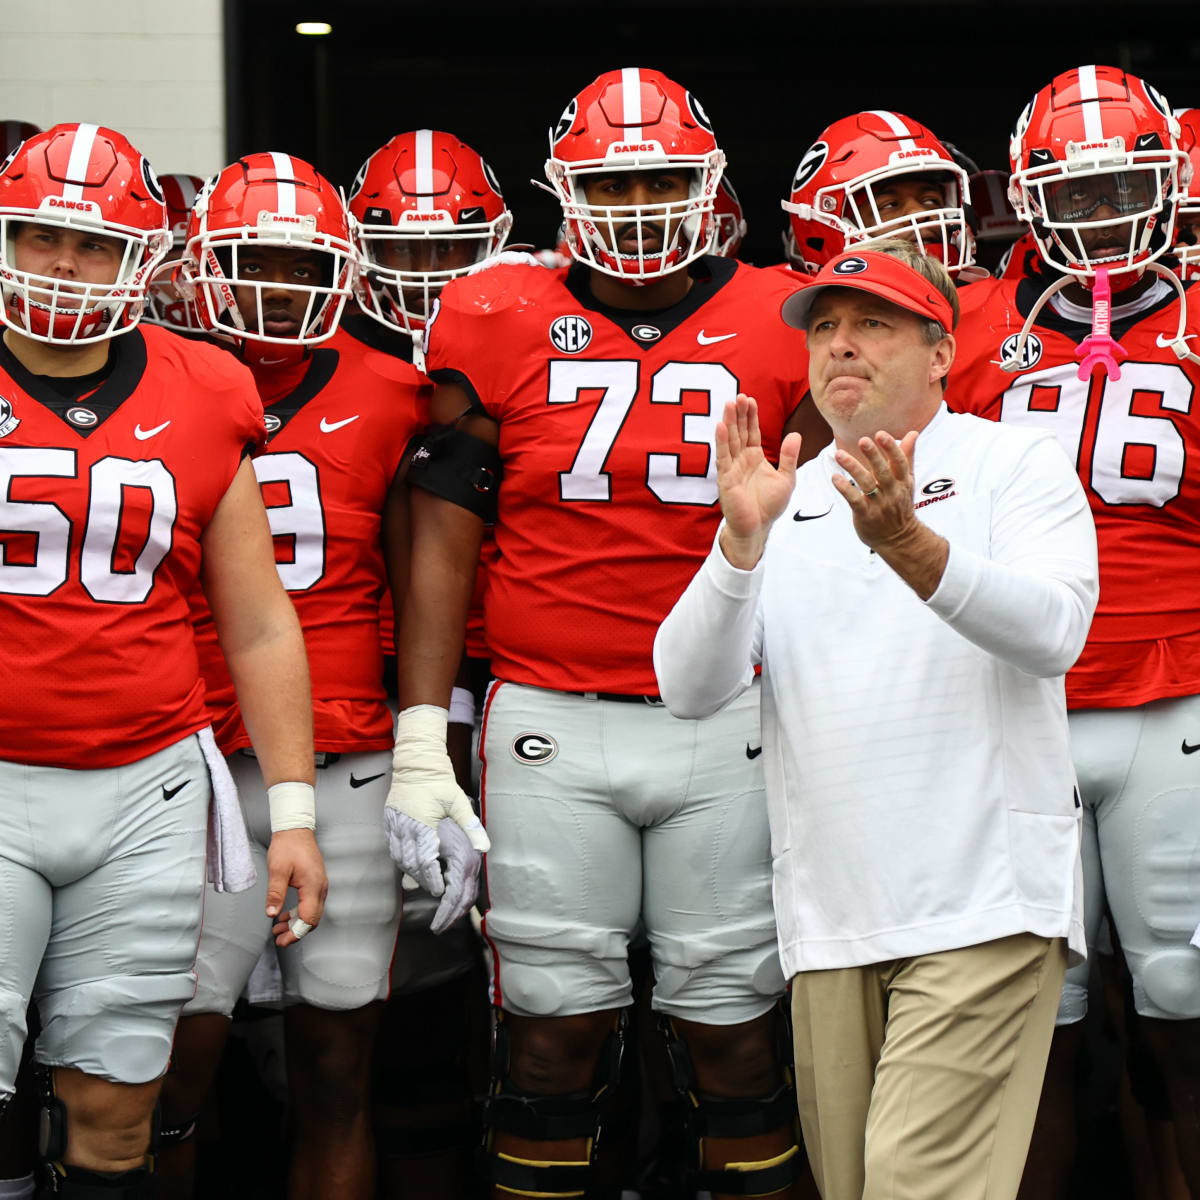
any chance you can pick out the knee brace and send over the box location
[483,1010,626,1198]
[660,1011,804,1197]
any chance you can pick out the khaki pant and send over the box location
[790,933,1067,1200]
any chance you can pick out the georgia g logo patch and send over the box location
[833,256,869,275]
[511,732,558,765]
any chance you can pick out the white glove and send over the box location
[385,705,489,897]
[429,818,481,934]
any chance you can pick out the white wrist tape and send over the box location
[267,781,316,833]
[449,687,475,727]
[395,703,450,747]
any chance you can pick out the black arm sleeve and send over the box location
[406,426,502,521]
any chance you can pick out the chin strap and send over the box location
[998,260,1200,377]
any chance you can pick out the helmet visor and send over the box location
[1044,169,1158,223]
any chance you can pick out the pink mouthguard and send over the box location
[1075,266,1128,381]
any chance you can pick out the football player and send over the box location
[948,65,1200,1195]
[345,131,507,1195]
[0,124,324,1200]
[782,110,981,279]
[386,67,827,1199]
[351,128,512,351]
[157,153,428,1200]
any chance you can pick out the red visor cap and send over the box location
[781,250,957,332]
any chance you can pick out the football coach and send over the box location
[653,241,1099,1200]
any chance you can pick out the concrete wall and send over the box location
[0,0,225,177]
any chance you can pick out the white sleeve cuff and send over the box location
[923,540,979,618]
[705,522,766,599]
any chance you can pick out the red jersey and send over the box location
[424,256,811,694]
[998,231,1041,282]
[949,271,1200,708]
[194,335,428,752]
[0,325,265,768]
[326,312,430,666]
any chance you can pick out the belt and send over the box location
[577,692,664,706]
[238,749,342,768]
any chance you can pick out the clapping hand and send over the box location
[831,430,920,550]
[716,394,803,570]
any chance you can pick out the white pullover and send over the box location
[654,405,1097,976]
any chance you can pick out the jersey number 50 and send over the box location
[0,449,175,601]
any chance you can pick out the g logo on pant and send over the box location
[511,733,558,765]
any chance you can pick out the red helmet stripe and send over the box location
[268,150,297,215]
[621,66,643,141]
[61,122,99,202]
[1077,64,1105,141]
[414,128,435,212]
[869,110,917,152]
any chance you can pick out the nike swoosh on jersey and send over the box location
[793,506,833,522]
[696,330,738,345]
[133,420,171,440]
[1156,333,1196,349]
[1183,739,1200,755]
[319,415,360,433]
[349,771,387,788]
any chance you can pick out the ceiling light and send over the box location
[295,21,332,35]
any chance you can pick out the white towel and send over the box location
[199,726,257,893]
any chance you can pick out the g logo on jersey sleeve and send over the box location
[511,732,558,765]
[549,315,593,354]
